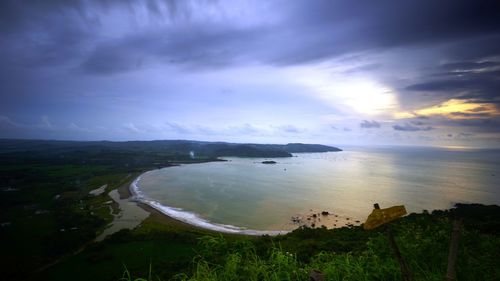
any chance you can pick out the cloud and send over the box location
[0,115,59,132]
[275,125,302,134]
[164,122,196,134]
[3,0,499,73]
[272,0,500,65]
[360,120,381,129]
[68,122,91,132]
[162,122,267,137]
[445,118,500,132]
[405,64,500,104]
[449,112,492,118]
[123,122,140,133]
[0,0,499,146]
[0,115,23,129]
[80,43,145,75]
[393,123,433,132]
[40,116,54,130]
[228,123,261,135]
[396,98,499,120]
[441,61,500,71]
[410,120,426,126]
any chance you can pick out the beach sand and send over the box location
[116,171,215,233]
[117,171,287,235]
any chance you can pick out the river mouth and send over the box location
[95,188,149,241]
[130,148,500,234]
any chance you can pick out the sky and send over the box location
[1,0,500,148]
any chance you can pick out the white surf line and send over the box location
[129,171,288,236]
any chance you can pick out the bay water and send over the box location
[133,146,500,233]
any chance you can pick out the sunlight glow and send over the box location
[395,99,498,119]
[296,69,398,115]
[335,81,397,115]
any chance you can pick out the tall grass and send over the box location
[123,215,500,281]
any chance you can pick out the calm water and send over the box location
[134,146,500,233]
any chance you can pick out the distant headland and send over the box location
[0,139,342,159]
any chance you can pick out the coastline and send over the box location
[116,165,362,235]
[116,170,203,231]
[121,169,288,236]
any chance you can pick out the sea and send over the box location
[131,145,500,234]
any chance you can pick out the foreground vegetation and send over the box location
[116,204,499,281]
[0,139,498,280]
[34,204,500,281]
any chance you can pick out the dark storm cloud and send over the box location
[0,2,92,67]
[270,0,500,65]
[400,115,500,133]
[2,0,500,73]
[0,0,191,30]
[405,60,500,104]
[360,120,381,129]
[443,118,500,133]
[441,61,500,71]
[0,0,211,71]
[449,112,492,118]
[442,34,500,62]
[80,23,268,74]
[1,0,500,145]
[80,42,145,74]
[407,62,500,91]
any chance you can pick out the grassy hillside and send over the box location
[35,204,500,281]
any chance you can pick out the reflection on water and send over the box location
[137,146,500,231]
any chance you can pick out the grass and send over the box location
[119,208,500,281]
[32,204,500,281]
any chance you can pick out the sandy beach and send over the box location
[115,171,206,232]
[115,169,361,236]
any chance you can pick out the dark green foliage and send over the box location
[213,145,292,157]
[0,139,342,161]
[0,139,220,280]
[269,226,376,261]
[163,210,500,281]
[118,203,500,281]
[283,143,342,153]
[432,203,500,234]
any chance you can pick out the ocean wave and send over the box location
[130,172,288,236]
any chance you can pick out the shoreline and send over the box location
[116,170,204,231]
[116,165,363,235]
[121,169,288,236]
